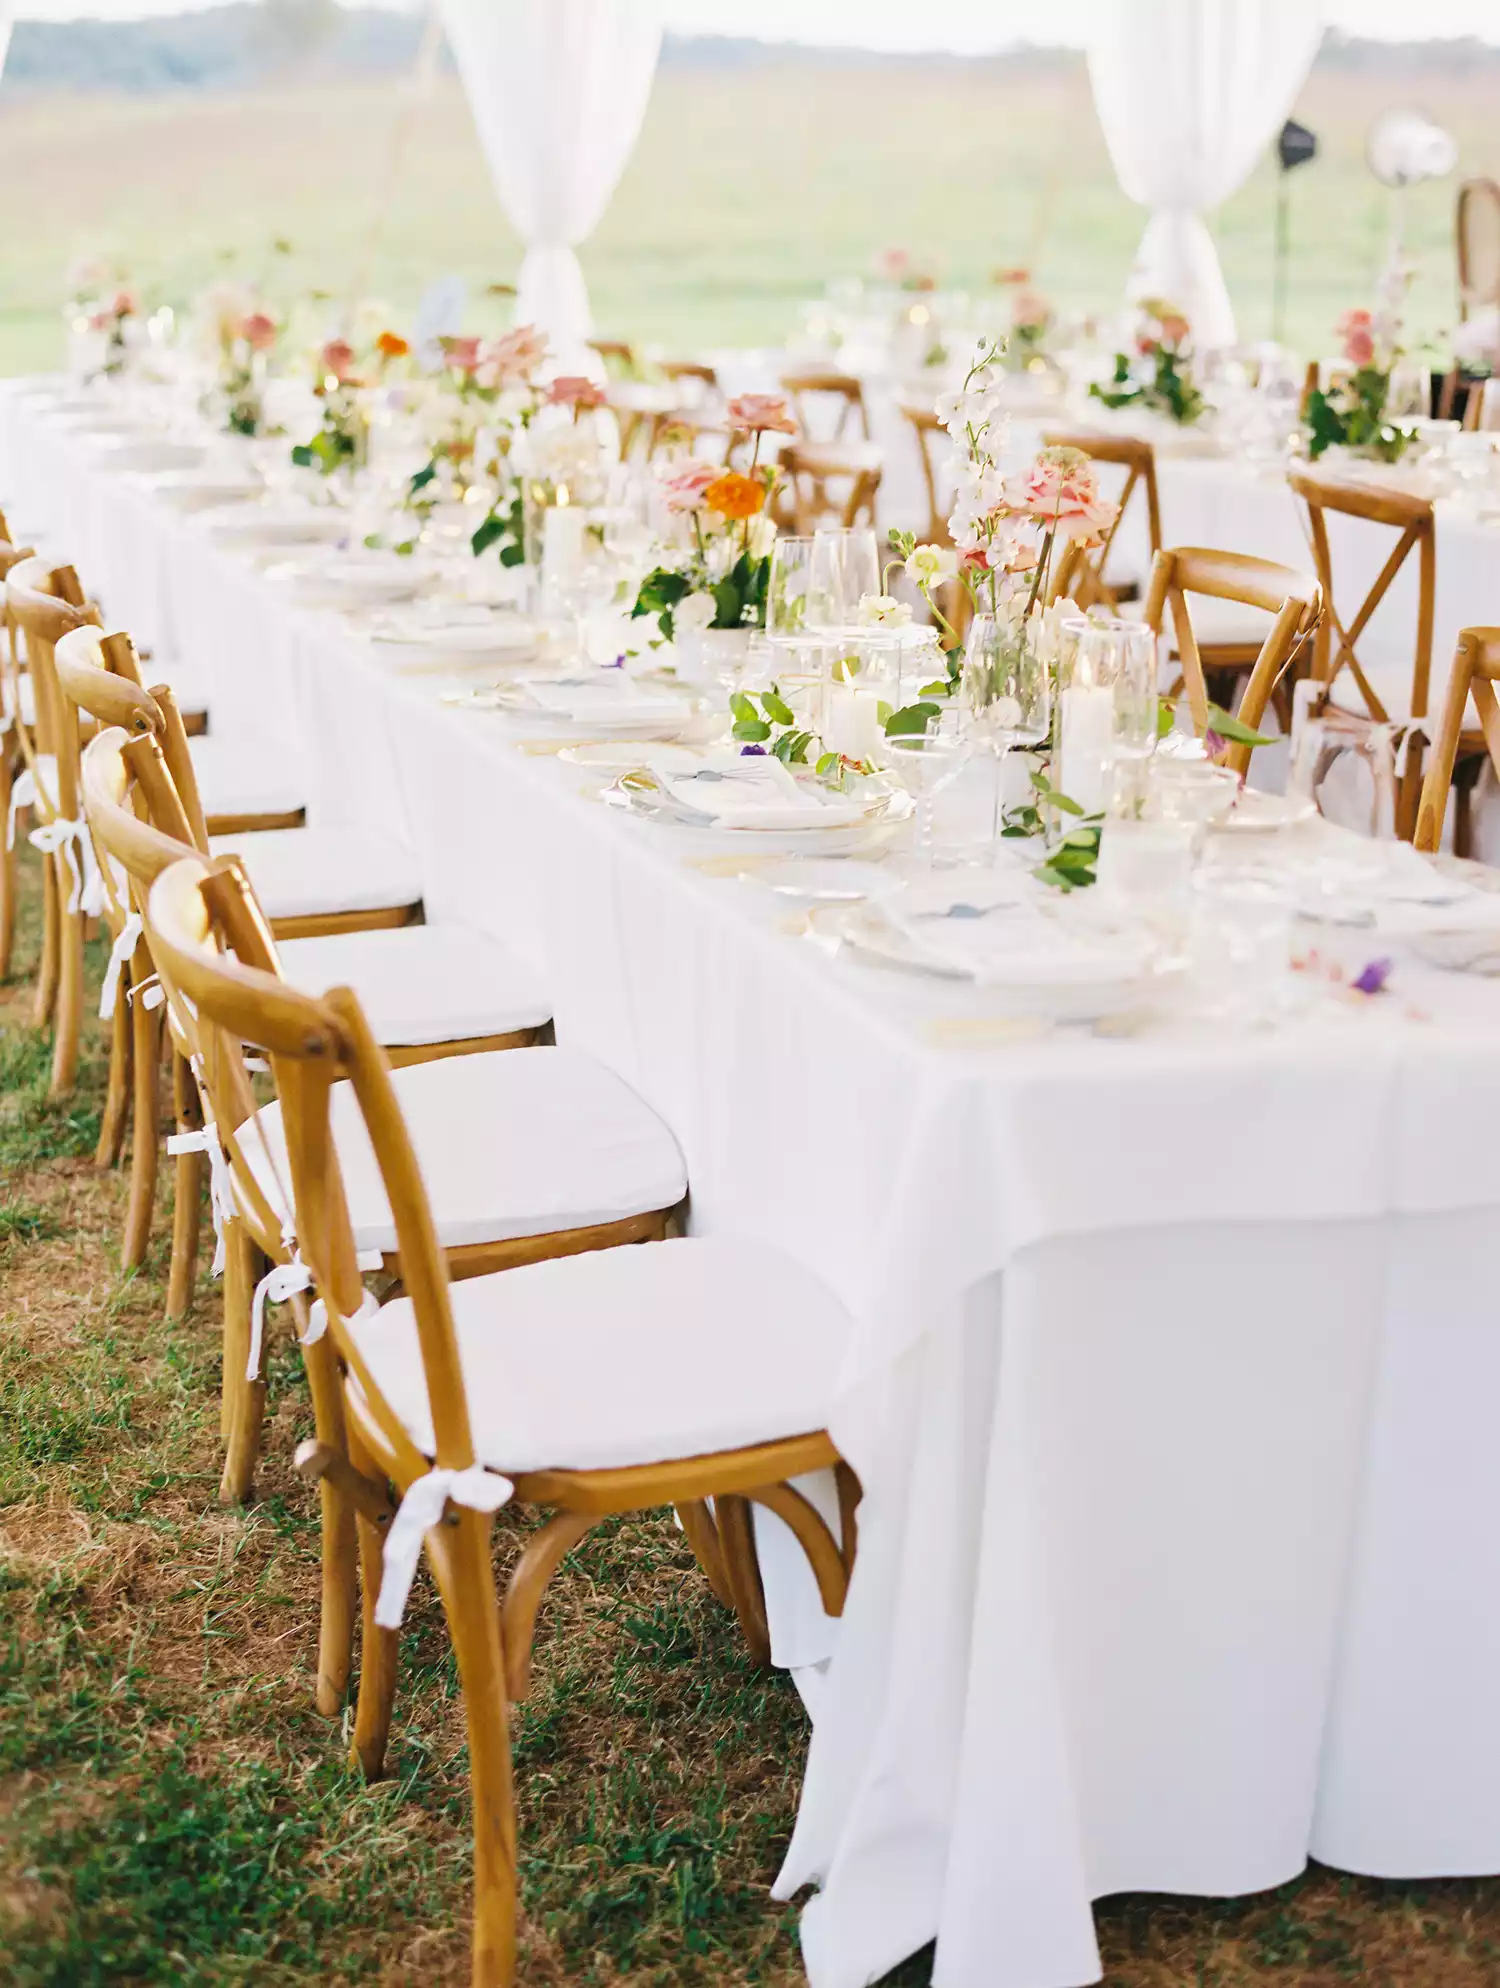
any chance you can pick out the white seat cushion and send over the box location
[277,924,550,1047]
[240,1045,686,1253]
[1126,593,1273,653]
[1328,653,1479,730]
[191,734,304,821]
[208,826,423,920]
[350,1236,851,1473]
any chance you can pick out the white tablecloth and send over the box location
[9,380,1500,1988]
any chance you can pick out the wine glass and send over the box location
[810,525,881,633]
[879,711,974,867]
[961,613,1052,844]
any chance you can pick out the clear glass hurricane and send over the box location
[879,713,974,866]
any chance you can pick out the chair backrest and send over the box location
[1041,430,1161,610]
[778,442,882,533]
[588,338,636,375]
[780,370,868,443]
[58,621,211,848]
[1142,547,1322,775]
[1463,378,1500,432]
[1414,627,1500,851]
[1458,178,1500,315]
[660,359,718,390]
[146,851,472,1482]
[1287,468,1435,725]
[6,557,103,824]
[899,402,950,546]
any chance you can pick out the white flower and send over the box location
[748,512,778,559]
[856,593,912,627]
[674,592,716,637]
[947,501,984,551]
[906,543,957,586]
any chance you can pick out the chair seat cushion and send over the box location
[1126,593,1273,654]
[350,1236,851,1473]
[207,826,423,920]
[239,1045,686,1253]
[276,924,551,1047]
[1327,654,1478,731]
[191,735,304,822]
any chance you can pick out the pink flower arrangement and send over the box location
[725,393,798,437]
[656,457,721,514]
[1003,447,1117,549]
[111,288,139,318]
[546,374,606,411]
[477,323,549,388]
[440,334,483,376]
[319,338,358,386]
[1337,307,1377,368]
[240,312,278,353]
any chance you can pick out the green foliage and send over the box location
[883,699,942,736]
[471,488,526,566]
[1090,346,1205,426]
[289,424,355,476]
[729,686,813,762]
[632,565,692,641]
[1304,369,1414,462]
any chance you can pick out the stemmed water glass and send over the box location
[809,526,881,634]
[961,613,1052,842]
[878,710,974,867]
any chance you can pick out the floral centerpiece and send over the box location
[1303,304,1416,463]
[992,267,1055,371]
[199,284,280,436]
[1090,298,1205,425]
[291,336,371,475]
[67,259,140,377]
[630,394,797,645]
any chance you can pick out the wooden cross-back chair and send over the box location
[777,441,883,533]
[1416,628,1500,852]
[5,558,105,1096]
[1287,469,1478,845]
[1041,430,1161,610]
[896,403,973,644]
[659,358,718,391]
[80,718,683,1494]
[779,369,869,443]
[0,532,42,976]
[145,844,860,1988]
[1140,548,1322,778]
[1458,178,1500,319]
[1463,379,1500,432]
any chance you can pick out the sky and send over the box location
[5,0,1500,48]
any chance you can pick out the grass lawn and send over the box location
[6,849,1500,1982]
[0,54,1495,376]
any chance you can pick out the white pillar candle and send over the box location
[1059,682,1115,814]
[824,684,884,763]
[541,502,587,582]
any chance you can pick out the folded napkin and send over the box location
[662,753,868,828]
[1377,894,1500,971]
[522,674,688,724]
[883,882,1149,986]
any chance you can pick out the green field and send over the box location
[0,53,1494,375]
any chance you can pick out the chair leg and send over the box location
[348,1419,400,1772]
[427,1511,519,1988]
[715,1493,772,1668]
[1454,754,1484,861]
[167,1052,204,1321]
[218,1225,266,1505]
[0,754,15,980]
[677,1498,735,1611]
[95,988,131,1167]
[120,992,160,1274]
[499,1511,595,1701]
[303,1326,359,1721]
[33,851,59,1028]
[49,894,84,1097]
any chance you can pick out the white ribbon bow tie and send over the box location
[165,1121,236,1277]
[249,1271,381,1381]
[29,814,104,917]
[375,1463,515,1631]
[99,912,144,1021]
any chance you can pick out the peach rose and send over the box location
[992,265,1031,287]
[319,338,357,384]
[241,312,278,353]
[440,334,483,375]
[478,323,548,387]
[546,374,606,409]
[1337,309,1376,367]
[1012,290,1050,330]
[1156,311,1190,346]
[657,458,722,514]
[725,393,797,437]
[1004,446,1119,547]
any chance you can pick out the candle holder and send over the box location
[1050,615,1157,844]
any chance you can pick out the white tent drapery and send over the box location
[1087,0,1325,348]
[437,0,663,366]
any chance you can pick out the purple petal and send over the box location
[739,744,766,756]
[606,653,626,669]
[1352,957,1393,996]
[1204,728,1227,759]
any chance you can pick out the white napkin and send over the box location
[522,673,687,724]
[883,879,1149,986]
[663,753,867,827]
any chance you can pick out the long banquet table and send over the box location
[9,380,1500,1988]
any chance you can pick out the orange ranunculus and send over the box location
[377,330,410,360]
[704,471,766,522]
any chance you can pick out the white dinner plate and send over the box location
[1217,789,1317,834]
[144,468,264,511]
[559,741,705,773]
[371,615,538,657]
[202,504,351,549]
[603,769,911,853]
[481,677,710,738]
[269,551,426,608]
[99,438,208,474]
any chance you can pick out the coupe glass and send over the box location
[879,713,974,866]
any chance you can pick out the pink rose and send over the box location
[1156,311,1190,346]
[240,312,277,353]
[877,247,911,281]
[992,265,1031,288]
[440,334,483,375]
[1012,290,1050,330]
[1337,310,1377,366]
[725,393,797,437]
[319,338,357,384]
[477,323,549,388]
[657,458,722,514]
[546,374,606,410]
[1004,447,1119,547]
[111,288,139,318]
